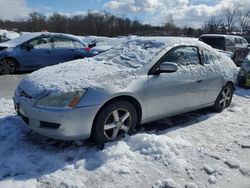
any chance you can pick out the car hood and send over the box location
[17,58,139,98]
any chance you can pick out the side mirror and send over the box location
[88,41,96,48]
[24,43,34,51]
[159,62,178,73]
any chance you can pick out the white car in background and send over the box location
[0,30,20,43]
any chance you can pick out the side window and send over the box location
[225,38,235,47]
[53,37,75,49]
[235,37,242,44]
[28,37,52,49]
[202,49,221,64]
[161,46,200,66]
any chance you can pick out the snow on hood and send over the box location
[18,59,138,97]
[0,33,42,48]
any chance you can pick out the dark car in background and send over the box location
[237,55,250,88]
[0,32,87,75]
[199,34,249,66]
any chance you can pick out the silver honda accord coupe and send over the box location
[13,37,238,144]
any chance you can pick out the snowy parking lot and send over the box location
[0,75,250,188]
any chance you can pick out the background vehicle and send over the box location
[237,55,250,88]
[199,34,249,66]
[14,37,238,144]
[0,30,20,43]
[0,32,87,74]
[81,36,133,57]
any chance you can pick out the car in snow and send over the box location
[0,30,20,43]
[13,37,238,144]
[237,55,250,88]
[0,32,87,75]
[199,34,249,66]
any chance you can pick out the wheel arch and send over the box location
[91,95,142,136]
[1,56,20,70]
[226,81,235,91]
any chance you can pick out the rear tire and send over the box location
[92,100,137,144]
[212,84,234,112]
[0,58,18,75]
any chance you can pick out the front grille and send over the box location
[20,114,29,125]
[40,121,60,129]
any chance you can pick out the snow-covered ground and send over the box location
[0,75,249,187]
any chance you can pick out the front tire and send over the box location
[0,58,18,75]
[212,84,234,112]
[92,100,137,144]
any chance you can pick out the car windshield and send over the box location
[200,36,225,50]
[93,39,166,69]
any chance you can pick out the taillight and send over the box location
[84,47,91,52]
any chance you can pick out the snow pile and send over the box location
[0,99,15,116]
[128,134,190,170]
[0,87,250,187]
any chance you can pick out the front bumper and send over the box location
[14,97,100,140]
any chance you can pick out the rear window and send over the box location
[199,36,225,50]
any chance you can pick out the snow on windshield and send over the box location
[94,39,166,68]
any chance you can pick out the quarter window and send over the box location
[53,37,75,49]
[160,46,200,66]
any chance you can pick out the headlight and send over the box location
[35,90,87,108]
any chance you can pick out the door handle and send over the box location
[196,79,203,83]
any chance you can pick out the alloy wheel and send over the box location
[103,108,131,141]
[0,59,17,75]
[219,87,232,109]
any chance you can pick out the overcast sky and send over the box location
[0,0,249,28]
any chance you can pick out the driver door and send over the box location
[146,46,208,121]
[18,36,53,70]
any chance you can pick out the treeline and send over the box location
[0,9,249,37]
[0,11,203,37]
[203,6,250,34]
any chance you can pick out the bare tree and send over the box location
[238,9,250,33]
[203,16,224,33]
[224,5,240,32]
[27,12,47,32]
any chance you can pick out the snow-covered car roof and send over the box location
[0,32,83,48]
